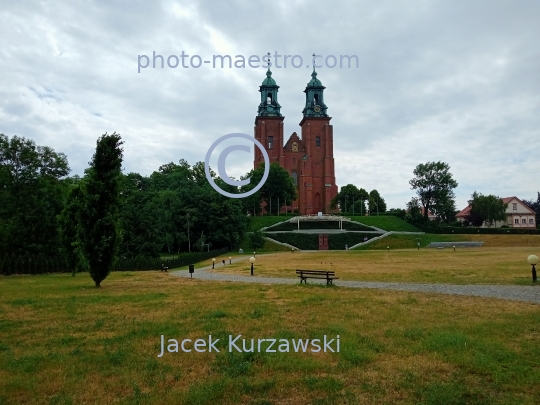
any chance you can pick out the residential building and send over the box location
[455,196,536,228]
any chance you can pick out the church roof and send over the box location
[262,69,277,86]
[307,70,323,87]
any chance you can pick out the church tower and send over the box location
[254,69,285,168]
[297,69,338,214]
[253,68,338,215]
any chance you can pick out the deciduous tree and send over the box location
[467,192,507,227]
[0,134,69,254]
[409,161,458,221]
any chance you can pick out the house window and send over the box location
[316,136,321,147]
[513,203,517,209]
[530,219,534,224]
[522,218,526,224]
[515,219,519,224]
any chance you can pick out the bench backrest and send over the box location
[296,269,335,276]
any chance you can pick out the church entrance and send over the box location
[318,234,329,250]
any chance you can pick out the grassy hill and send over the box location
[249,215,419,232]
[349,216,420,232]
[247,216,291,231]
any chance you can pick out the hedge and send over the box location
[328,233,379,250]
[0,248,229,275]
[423,226,540,235]
[267,233,319,250]
[268,232,379,250]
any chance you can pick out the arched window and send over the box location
[291,172,297,186]
[314,94,319,104]
[267,93,272,104]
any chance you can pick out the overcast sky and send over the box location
[1,0,539,210]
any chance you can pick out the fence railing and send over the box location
[0,248,229,275]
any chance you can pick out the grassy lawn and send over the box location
[1,271,539,404]
[349,216,420,232]
[361,233,540,250]
[208,245,540,285]
[248,216,292,231]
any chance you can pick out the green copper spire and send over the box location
[262,69,277,86]
[302,68,328,117]
[258,67,282,117]
[307,70,323,87]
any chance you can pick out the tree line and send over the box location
[0,133,297,284]
[330,185,387,215]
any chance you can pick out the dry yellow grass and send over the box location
[1,263,540,404]
[209,246,540,285]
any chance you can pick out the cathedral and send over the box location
[253,68,338,215]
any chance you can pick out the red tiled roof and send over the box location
[456,205,471,218]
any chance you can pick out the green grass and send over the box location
[353,233,467,250]
[1,271,539,404]
[349,216,421,232]
[247,216,292,231]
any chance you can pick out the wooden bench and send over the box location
[296,269,338,286]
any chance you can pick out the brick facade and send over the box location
[253,69,338,215]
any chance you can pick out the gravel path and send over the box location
[171,256,540,305]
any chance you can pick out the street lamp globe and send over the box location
[249,256,256,276]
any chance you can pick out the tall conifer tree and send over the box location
[80,133,124,287]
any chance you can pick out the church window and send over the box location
[316,136,321,147]
[291,172,297,186]
[267,93,272,104]
[268,136,273,149]
[314,94,319,105]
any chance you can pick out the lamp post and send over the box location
[229,256,232,264]
[528,255,538,283]
[253,251,256,257]
[250,256,256,276]
[212,258,215,269]
[387,246,389,252]
[453,245,456,252]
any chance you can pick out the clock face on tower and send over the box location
[313,105,321,113]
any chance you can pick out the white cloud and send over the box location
[0,0,539,210]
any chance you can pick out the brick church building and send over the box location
[253,68,338,215]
